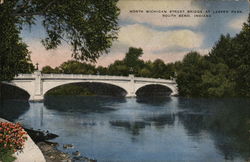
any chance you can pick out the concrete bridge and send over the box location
[3,71,178,101]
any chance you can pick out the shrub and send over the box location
[0,122,27,162]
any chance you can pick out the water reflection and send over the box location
[144,114,175,127]
[0,100,30,121]
[44,96,126,113]
[110,120,151,135]
[136,96,171,106]
[2,96,250,161]
[177,98,250,160]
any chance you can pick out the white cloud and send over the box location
[118,0,205,27]
[117,24,204,52]
[229,15,248,31]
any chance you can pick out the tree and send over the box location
[151,59,167,78]
[59,60,96,74]
[0,0,120,81]
[96,66,108,75]
[41,66,58,74]
[176,52,206,97]
[0,5,34,99]
[108,60,129,76]
[124,47,144,74]
[232,14,250,97]
[201,63,236,97]
[0,4,34,82]
[1,0,120,62]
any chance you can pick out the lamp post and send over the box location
[36,63,39,71]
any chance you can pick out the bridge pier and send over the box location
[30,95,44,101]
[126,93,136,98]
[126,74,136,97]
[29,71,44,101]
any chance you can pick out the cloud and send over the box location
[118,0,205,27]
[117,24,204,52]
[95,24,204,67]
[229,15,248,31]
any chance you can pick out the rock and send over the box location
[83,157,97,162]
[72,156,85,161]
[63,144,74,149]
[49,155,55,159]
[72,151,81,156]
[24,128,59,143]
[61,160,72,162]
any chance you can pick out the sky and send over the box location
[21,0,250,68]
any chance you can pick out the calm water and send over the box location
[1,96,250,161]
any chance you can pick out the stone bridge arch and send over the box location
[1,81,32,99]
[134,83,178,96]
[1,82,32,100]
[42,80,129,97]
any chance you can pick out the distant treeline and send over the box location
[42,14,250,98]
[42,47,177,80]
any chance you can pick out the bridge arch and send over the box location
[42,80,128,97]
[1,82,31,100]
[135,83,178,97]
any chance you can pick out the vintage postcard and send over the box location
[0,0,250,161]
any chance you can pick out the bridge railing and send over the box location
[41,74,131,80]
[134,77,175,83]
[14,73,176,84]
[16,74,35,78]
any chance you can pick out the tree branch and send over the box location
[13,0,31,15]
[12,0,57,17]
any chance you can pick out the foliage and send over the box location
[0,0,119,85]
[176,13,250,97]
[41,47,177,79]
[0,122,27,162]
[176,52,206,97]
[0,4,34,81]
[0,0,120,62]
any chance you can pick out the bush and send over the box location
[0,122,27,162]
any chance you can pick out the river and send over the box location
[1,96,250,161]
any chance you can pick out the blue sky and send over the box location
[21,0,250,68]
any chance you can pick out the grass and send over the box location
[0,150,16,162]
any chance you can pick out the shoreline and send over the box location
[25,128,97,162]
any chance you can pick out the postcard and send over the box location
[0,0,250,161]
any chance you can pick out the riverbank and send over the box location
[0,118,45,162]
[0,117,96,162]
[25,128,97,162]
[36,141,71,162]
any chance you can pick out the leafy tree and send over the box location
[0,4,34,82]
[176,52,206,97]
[201,63,236,97]
[208,34,234,66]
[96,66,108,75]
[123,47,144,74]
[41,65,61,74]
[0,0,120,84]
[151,59,167,78]
[59,60,96,74]
[108,60,129,76]
[1,0,120,62]
[138,67,152,78]
[232,14,250,97]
